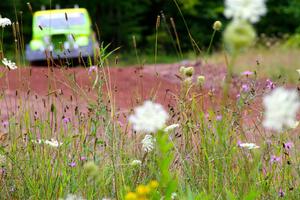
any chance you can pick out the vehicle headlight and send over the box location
[30,40,44,51]
[75,36,89,46]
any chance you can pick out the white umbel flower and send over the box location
[224,0,267,23]
[32,138,63,147]
[0,17,11,28]
[164,124,180,132]
[141,134,155,152]
[0,154,6,164]
[130,159,142,166]
[44,139,63,147]
[238,142,260,149]
[129,101,169,133]
[2,58,17,70]
[263,87,300,132]
[59,194,85,200]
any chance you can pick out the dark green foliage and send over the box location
[1,0,300,53]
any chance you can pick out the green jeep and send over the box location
[26,8,97,63]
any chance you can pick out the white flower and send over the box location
[238,142,260,149]
[0,17,11,28]
[129,101,169,133]
[45,139,63,147]
[289,121,299,129]
[2,58,17,70]
[130,159,142,166]
[263,87,300,132]
[164,124,180,132]
[171,192,178,199]
[142,134,155,152]
[0,154,6,164]
[32,138,63,147]
[224,0,267,23]
[59,194,85,200]
[297,69,300,76]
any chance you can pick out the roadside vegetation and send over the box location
[0,0,300,200]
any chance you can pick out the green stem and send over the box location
[207,29,217,55]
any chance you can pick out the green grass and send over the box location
[111,51,197,67]
[1,2,300,200]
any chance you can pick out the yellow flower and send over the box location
[148,180,159,189]
[136,185,151,196]
[125,192,138,200]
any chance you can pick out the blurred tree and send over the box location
[1,0,300,55]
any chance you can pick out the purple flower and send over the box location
[88,66,97,75]
[216,115,222,121]
[242,84,250,92]
[69,161,76,167]
[63,117,70,124]
[241,71,254,76]
[270,155,281,164]
[278,188,285,197]
[0,167,6,175]
[266,79,275,90]
[2,121,8,128]
[284,141,293,151]
[236,93,240,98]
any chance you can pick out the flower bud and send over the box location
[213,21,222,31]
[184,66,194,77]
[83,161,99,178]
[179,66,186,75]
[196,75,205,86]
[183,77,193,86]
[223,20,256,52]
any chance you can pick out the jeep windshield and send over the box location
[37,12,85,29]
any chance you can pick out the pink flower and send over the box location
[236,93,240,98]
[88,66,97,75]
[216,115,222,121]
[270,155,281,164]
[241,71,254,76]
[80,156,87,161]
[283,142,293,151]
[242,84,250,92]
[266,79,275,90]
[205,113,210,119]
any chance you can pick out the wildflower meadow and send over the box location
[0,0,300,199]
